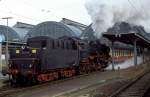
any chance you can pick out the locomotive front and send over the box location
[9,46,40,84]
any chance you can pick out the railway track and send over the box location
[110,69,150,97]
[0,71,101,97]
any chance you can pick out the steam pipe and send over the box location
[142,48,145,63]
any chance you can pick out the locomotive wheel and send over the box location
[60,69,75,78]
[97,64,102,71]
[79,65,84,74]
[86,65,91,74]
[31,77,38,85]
[37,72,59,83]
[79,64,89,74]
[10,78,17,86]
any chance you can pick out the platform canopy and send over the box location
[103,22,150,48]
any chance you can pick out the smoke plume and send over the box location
[85,0,150,38]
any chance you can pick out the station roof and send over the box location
[24,21,82,41]
[13,22,34,39]
[103,22,150,48]
[0,25,20,41]
[60,18,87,31]
[80,24,97,41]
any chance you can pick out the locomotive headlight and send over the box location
[16,50,20,54]
[29,64,33,68]
[32,49,36,53]
[15,70,18,73]
[9,64,11,68]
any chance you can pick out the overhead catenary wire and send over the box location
[0,10,41,22]
[0,0,60,24]
[21,0,51,13]
[137,0,150,19]
[127,0,140,14]
[9,11,41,22]
[18,0,62,19]
[127,0,150,41]
[127,0,150,23]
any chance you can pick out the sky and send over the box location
[0,0,91,26]
[85,0,150,37]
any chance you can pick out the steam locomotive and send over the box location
[8,36,110,85]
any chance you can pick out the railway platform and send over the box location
[0,62,148,97]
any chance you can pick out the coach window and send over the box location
[116,50,118,56]
[59,40,62,48]
[56,40,58,48]
[130,51,132,56]
[54,40,58,48]
[69,41,72,49]
[42,40,47,48]
[61,41,64,49]
[119,50,121,56]
[66,41,69,49]
[58,40,60,48]
[114,50,116,56]
[52,40,55,49]
[66,41,68,49]
[72,41,77,50]
[69,41,71,49]
[63,41,66,49]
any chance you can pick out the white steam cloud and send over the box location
[106,56,143,70]
[85,0,150,38]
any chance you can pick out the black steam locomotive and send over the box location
[8,36,110,85]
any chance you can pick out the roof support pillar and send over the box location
[148,50,150,61]
[142,48,145,63]
[111,41,115,70]
[0,43,2,72]
[134,39,137,66]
